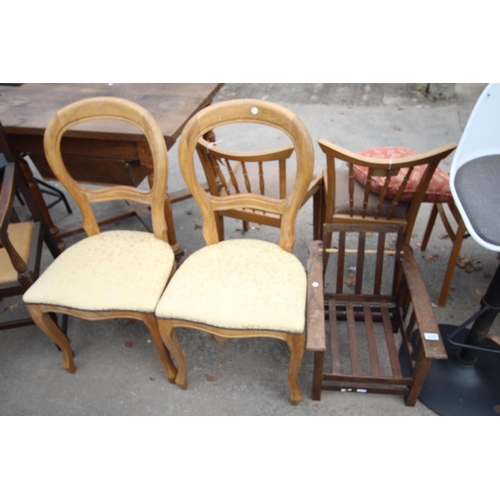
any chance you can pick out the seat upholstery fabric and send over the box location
[352,146,452,203]
[23,230,175,313]
[0,222,34,284]
[156,239,307,333]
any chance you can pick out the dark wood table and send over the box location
[0,83,224,255]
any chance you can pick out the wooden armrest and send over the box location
[306,240,326,352]
[401,245,447,360]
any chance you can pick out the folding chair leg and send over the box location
[438,218,467,307]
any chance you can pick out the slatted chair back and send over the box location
[318,140,457,243]
[43,97,169,241]
[323,223,404,302]
[179,99,314,253]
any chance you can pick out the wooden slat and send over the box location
[387,166,413,219]
[336,231,346,294]
[374,232,385,294]
[328,300,342,374]
[380,300,403,378]
[348,163,355,216]
[320,382,409,396]
[362,170,372,217]
[279,158,286,198]
[225,159,240,193]
[322,373,411,386]
[346,304,361,376]
[363,304,381,377]
[355,232,366,294]
[259,162,265,195]
[241,161,252,192]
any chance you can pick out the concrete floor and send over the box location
[0,83,496,415]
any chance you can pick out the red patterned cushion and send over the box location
[353,146,452,203]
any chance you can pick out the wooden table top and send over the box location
[0,83,224,145]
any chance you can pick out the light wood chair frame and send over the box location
[158,99,315,405]
[306,222,448,406]
[25,97,176,382]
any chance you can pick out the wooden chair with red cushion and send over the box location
[316,140,458,305]
[352,146,465,307]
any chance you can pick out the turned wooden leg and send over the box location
[158,319,187,389]
[27,304,76,373]
[421,203,439,251]
[142,314,177,383]
[312,351,325,401]
[286,334,304,405]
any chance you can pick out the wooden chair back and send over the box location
[323,222,404,303]
[179,99,314,252]
[43,97,169,241]
[318,139,457,243]
[196,138,295,228]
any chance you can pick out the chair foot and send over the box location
[287,334,305,405]
[158,319,187,389]
[27,304,76,374]
[142,314,178,383]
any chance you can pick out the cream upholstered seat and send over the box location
[156,98,315,405]
[22,97,177,383]
[24,230,174,313]
[156,239,306,333]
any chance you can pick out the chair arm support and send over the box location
[306,240,326,352]
[401,245,447,360]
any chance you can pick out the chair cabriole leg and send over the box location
[158,319,187,389]
[27,304,76,374]
[142,314,177,383]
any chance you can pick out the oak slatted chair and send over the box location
[316,140,457,248]
[306,222,447,406]
[156,99,314,405]
[22,97,177,382]
[348,145,465,307]
[196,135,323,239]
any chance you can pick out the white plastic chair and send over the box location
[450,82,500,252]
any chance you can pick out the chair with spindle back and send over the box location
[306,222,447,406]
[196,134,323,240]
